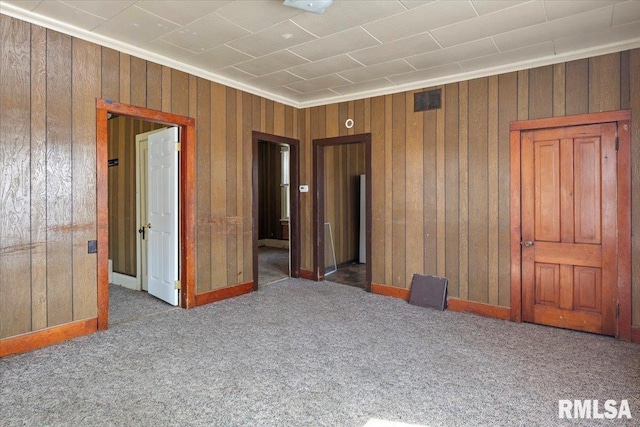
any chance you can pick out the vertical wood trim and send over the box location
[384,95,393,285]
[553,63,566,117]
[211,83,228,289]
[510,129,522,322]
[436,87,446,277]
[391,93,406,287]
[458,81,469,299]
[630,49,640,327]
[444,83,460,297]
[617,119,632,339]
[30,23,48,332]
[405,91,424,280]
[487,76,500,306]
[196,78,212,293]
[242,92,253,283]
[96,107,109,330]
[71,38,100,321]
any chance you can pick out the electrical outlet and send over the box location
[88,240,97,254]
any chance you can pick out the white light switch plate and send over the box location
[299,185,309,192]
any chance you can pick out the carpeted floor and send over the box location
[258,246,290,285]
[1,278,638,427]
[109,284,178,325]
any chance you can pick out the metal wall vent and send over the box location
[414,89,441,112]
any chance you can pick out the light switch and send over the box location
[299,185,309,193]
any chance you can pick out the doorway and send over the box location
[510,111,631,339]
[313,133,372,291]
[96,99,196,330]
[252,131,301,289]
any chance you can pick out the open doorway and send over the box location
[96,99,196,330]
[252,131,300,289]
[313,134,372,291]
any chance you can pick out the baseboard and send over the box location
[371,283,410,301]
[447,298,511,320]
[194,282,254,307]
[632,327,640,344]
[258,238,289,249]
[299,270,314,280]
[111,272,139,291]
[0,318,97,358]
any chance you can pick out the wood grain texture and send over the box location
[589,53,620,113]
[0,16,32,338]
[146,62,162,110]
[100,47,119,101]
[458,81,469,300]
[630,49,640,327]
[370,97,385,283]
[130,56,146,107]
[196,77,212,293]
[487,76,499,306]
[0,318,96,357]
[46,30,74,328]
[566,59,589,115]
[444,83,459,297]
[528,65,553,119]
[405,91,424,279]
[71,38,100,321]
[119,53,130,104]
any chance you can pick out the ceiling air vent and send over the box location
[414,89,441,112]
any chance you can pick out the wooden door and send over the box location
[521,123,617,335]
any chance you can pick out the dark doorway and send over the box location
[252,131,301,289]
[313,133,372,291]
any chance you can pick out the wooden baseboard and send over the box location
[371,283,410,300]
[194,282,254,307]
[0,318,97,358]
[447,298,511,320]
[632,327,640,344]
[299,270,314,280]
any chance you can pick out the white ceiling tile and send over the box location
[32,1,106,30]
[363,1,477,43]
[227,20,317,57]
[160,14,250,53]
[349,32,441,66]
[471,0,529,15]
[338,60,414,83]
[216,0,305,32]
[612,0,640,26]
[289,55,363,80]
[286,74,350,93]
[294,89,341,103]
[459,41,556,71]
[387,63,464,85]
[184,45,253,71]
[141,39,197,61]
[494,7,613,52]
[291,0,407,37]
[543,0,616,21]
[431,1,546,47]
[135,1,231,26]
[289,27,380,62]
[406,38,499,69]
[554,21,640,54]
[250,71,304,88]
[93,5,179,43]
[398,1,438,11]
[1,1,42,11]
[215,66,256,82]
[235,50,309,77]
[331,78,395,95]
[60,1,136,20]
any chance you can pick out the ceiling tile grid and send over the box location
[1,0,638,107]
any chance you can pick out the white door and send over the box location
[147,127,179,306]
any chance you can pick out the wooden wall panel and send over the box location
[1,12,639,345]
[0,16,32,338]
[46,30,74,327]
[71,38,100,320]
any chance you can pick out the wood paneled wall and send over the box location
[258,142,284,240]
[0,15,296,339]
[324,144,365,266]
[300,50,640,320]
[107,117,164,277]
[1,12,639,343]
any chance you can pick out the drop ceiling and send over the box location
[2,0,639,108]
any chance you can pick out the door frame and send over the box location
[509,110,631,340]
[313,133,372,291]
[96,99,196,330]
[252,131,301,289]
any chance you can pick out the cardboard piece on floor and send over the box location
[408,274,448,311]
